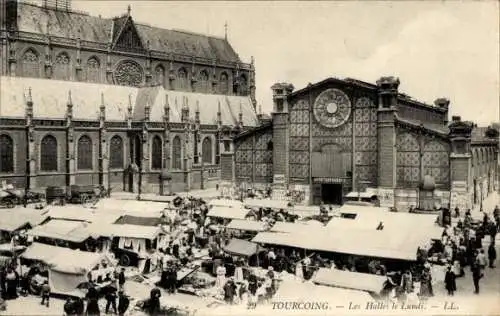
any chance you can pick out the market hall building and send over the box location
[229,77,499,210]
[0,0,259,194]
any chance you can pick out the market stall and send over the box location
[208,199,244,209]
[312,268,387,294]
[207,206,252,220]
[26,219,93,250]
[0,209,47,242]
[87,223,164,272]
[243,199,290,210]
[21,243,116,297]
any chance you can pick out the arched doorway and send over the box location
[126,134,142,192]
[311,143,352,205]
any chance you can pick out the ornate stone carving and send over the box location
[114,60,144,87]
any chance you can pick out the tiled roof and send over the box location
[0,76,258,126]
[16,2,241,63]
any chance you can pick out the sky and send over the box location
[66,1,499,125]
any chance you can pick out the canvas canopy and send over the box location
[27,219,91,243]
[223,238,262,257]
[114,215,162,227]
[207,206,250,220]
[21,242,66,263]
[270,222,317,234]
[313,268,387,293]
[253,228,420,261]
[87,223,162,240]
[45,206,121,224]
[93,199,167,214]
[345,192,378,199]
[244,199,289,210]
[208,199,244,209]
[0,209,47,232]
[225,219,268,232]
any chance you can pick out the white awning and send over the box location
[208,199,244,209]
[225,219,268,232]
[207,206,250,220]
[86,223,162,239]
[244,198,290,210]
[313,268,387,293]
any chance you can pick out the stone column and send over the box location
[376,77,399,207]
[448,116,473,210]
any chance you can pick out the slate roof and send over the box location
[0,76,258,126]
[16,2,241,63]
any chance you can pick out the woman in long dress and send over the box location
[216,265,227,289]
[295,261,303,280]
[234,260,244,284]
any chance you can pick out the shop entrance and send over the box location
[321,183,343,205]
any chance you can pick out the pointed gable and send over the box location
[112,15,144,51]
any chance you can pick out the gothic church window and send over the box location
[21,48,40,78]
[155,65,165,88]
[172,136,182,169]
[151,136,163,170]
[219,72,229,94]
[0,135,14,173]
[109,135,124,169]
[77,135,93,170]
[202,137,213,164]
[54,52,71,81]
[197,70,210,93]
[40,135,58,171]
[177,68,188,91]
[86,57,101,83]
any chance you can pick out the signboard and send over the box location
[313,177,344,184]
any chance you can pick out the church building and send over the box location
[229,77,499,210]
[0,0,258,194]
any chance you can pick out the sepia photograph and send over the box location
[0,0,499,315]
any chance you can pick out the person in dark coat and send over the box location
[118,291,130,316]
[471,263,483,294]
[488,242,497,268]
[105,286,117,314]
[4,267,18,300]
[85,286,100,315]
[444,266,456,296]
[148,287,161,315]
[118,268,126,291]
[223,279,237,304]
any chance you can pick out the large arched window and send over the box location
[21,48,40,78]
[86,57,100,83]
[54,52,71,80]
[40,135,58,171]
[77,135,93,170]
[155,65,165,88]
[0,135,14,172]
[172,136,182,169]
[219,72,229,94]
[197,70,210,93]
[151,136,163,170]
[202,137,213,164]
[177,68,188,91]
[109,135,124,169]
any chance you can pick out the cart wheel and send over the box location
[5,199,15,208]
[120,254,131,266]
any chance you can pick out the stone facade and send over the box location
[231,77,499,209]
[0,1,259,194]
